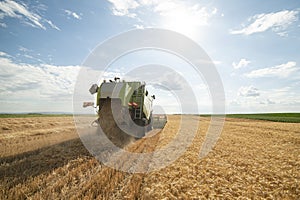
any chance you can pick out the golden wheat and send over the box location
[0,116,299,199]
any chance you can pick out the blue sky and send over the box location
[0,0,300,113]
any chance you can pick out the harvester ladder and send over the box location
[133,88,144,119]
[135,109,141,119]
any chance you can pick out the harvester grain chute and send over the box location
[83,77,166,147]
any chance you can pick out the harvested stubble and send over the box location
[0,115,299,199]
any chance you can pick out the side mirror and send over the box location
[89,84,98,95]
[151,95,156,99]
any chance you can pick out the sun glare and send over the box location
[159,5,207,39]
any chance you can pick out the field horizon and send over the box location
[1,112,300,123]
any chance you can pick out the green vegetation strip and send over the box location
[0,113,73,118]
[2,113,300,122]
[201,113,300,123]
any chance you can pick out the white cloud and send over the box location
[0,53,80,106]
[0,0,44,29]
[106,0,217,25]
[46,19,60,31]
[154,2,216,25]
[106,0,139,17]
[0,22,7,27]
[265,87,300,105]
[106,0,217,38]
[64,9,82,20]
[16,46,49,64]
[228,85,300,113]
[232,58,250,69]
[213,60,222,65]
[19,46,30,52]
[260,98,275,105]
[277,31,288,37]
[134,24,144,29]
[238,86,260,97]
[0,0,59,30]
[152,71,187,91]
[212,8,218,15]
[122,66,188,91]
[0,51,10,57]
[230,10,299,35]
[245,61,297,78]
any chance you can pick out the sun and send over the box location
[159,5,205,39]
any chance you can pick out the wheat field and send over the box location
[1,115,299,199]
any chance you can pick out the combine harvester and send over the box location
[83,77,167,147]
